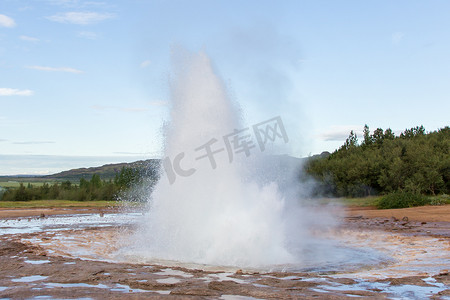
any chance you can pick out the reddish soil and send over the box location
[346,204,450,222]
[2,204,449,222]
[0,205,449,299]
[0,206,121,219]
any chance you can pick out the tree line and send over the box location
[0,167,154,202]
[304,125,449,198]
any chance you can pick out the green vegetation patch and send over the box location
[305,125,449,198]
[429,194,450,206]
[338,196,382,207]
[377,192,430,209]
[0,181,52,188]
[1,166,156,203]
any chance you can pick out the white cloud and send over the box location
[18,6,33,11]
[77,31,98,39]
[113,151,160,156]
[140,60,151,68]
[90,105,150,113]
[113,151,141,155]
[0,14,16,28]
[13,141,55,145]
[120,107,149,112]
[148,100,167,106]
[392,32,404,45]
[26,65,83,74]
[90,104,113,110]
[46,11,115,25]
[19,35,40,42]
[317,125,363,142]
[47,0,108,8]
[0,88,34,96]
[47,0,79,6]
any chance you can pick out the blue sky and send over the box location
[1,0,449,175]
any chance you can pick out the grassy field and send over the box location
[0,181,55,188]
[318,196,381,207]
[325,194,450,207]
[321,195,450,207]
[338,196,382,207]
[0,200,121,208]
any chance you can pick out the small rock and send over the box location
[391,217,399,222]
[439,270,449,276]
[40,213,46,218]
[235,269,243,275]
[421,221,427,225]
[402,216,409,222]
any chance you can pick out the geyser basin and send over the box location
[0,213,450,278]
[9,213,446,276]
[1,213,449,299]
[8,213,387,273]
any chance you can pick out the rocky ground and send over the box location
[0,205,449,299]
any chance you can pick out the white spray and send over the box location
[128,49,334,269]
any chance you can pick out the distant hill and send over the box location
[0,159,160,183]
[43,159,160,182]
[0,154,311,183]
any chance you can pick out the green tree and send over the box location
[341,130,358,151]
[79,178,89,189]
[40,183,50,197]
[15,183,30,201]
[384,128,395,140]
[61,180,72,190]
[363,124,373,147]
[115,167,141,189]
[305,125,449,198]
[372,128,384,146]
[90,174,102,189]
[401,125,425,138]
[49,183,60,199]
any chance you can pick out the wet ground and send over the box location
[0,209,449,299]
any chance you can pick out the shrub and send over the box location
[429,194,450,206]
[377,191,430,209]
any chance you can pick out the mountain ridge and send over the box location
[0,154,316,182]
[0,159,160,182]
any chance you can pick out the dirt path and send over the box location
[346,204,450,222]
[0,207,122,219]
[2,204,449,222]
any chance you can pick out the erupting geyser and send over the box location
[127,49,335,269]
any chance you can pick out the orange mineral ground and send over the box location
[1,206,449,299]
